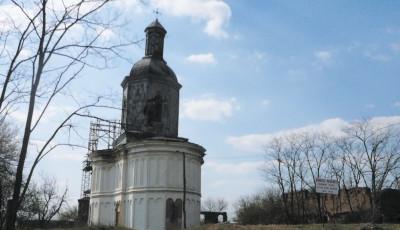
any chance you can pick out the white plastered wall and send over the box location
[89,139,204,230]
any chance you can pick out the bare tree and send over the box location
[59,205,78,222]
[343,120,400,221]
[202,198,228,212]
[0,1,138,229]
[16,183,40,227]
[334,136,365,215]
[265,134,313,223]
[35,176,68,228]
[302,133,333,221]
[265,132,335,223]
[263,118,400,224]
[234,189,286,225]
[264,137,291,221]
[327,144,348,214]
[0,120,18,229]
[14,176,68,228]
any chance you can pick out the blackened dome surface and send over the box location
[145,19,166,33]
[129,57,178,83]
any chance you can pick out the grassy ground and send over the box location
[191,224,400,230]
[44,224,400,230]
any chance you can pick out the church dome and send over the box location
[145,19,166,33]
[129,57,178,83]
[127,19,179,84]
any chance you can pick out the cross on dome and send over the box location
[153,8,162,19]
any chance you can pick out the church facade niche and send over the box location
[88,19,205,230]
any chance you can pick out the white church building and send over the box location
[88,20,206,230]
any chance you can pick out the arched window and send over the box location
[165,198,182,230]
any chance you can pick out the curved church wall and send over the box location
[89,139,204,230]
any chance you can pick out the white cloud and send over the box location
[0,4,30,32]
[0,1,108,33]
[1,45,33,62]
[96,27,116,41]
[367,116,400,129]
[33,140,86,161]
[232,33,242,40]
[313,50,334,69]
[228,54,238,60]
[151,0,231,38]
[19,48,32,59]
[390,42,400,52]
[254,51,267,61]
[49,0,106,15]
[10,104,74,125]
[113,0,146,13]
[50,152,85,161]
[364,103,375,109]
[364,51,390,62]
[386,27,400,34]
[186,53,216,64]
[29,139,47,151]
[261,99,271,107]
[287,69,305,78]
[176,74,184,83]
[226,118,350,153]
[181,96,239,122]
[110,0,232,38]
[226,116,400,153]
[314,50,332,62]
[204,160,264,175]
[28,139,85,162]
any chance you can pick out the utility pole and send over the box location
[182,151,187,229]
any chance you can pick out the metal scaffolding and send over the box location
[80,118,121,197]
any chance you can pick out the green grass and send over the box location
[190,224,400,230]
[46,224,400,230]
[46,226,130,230]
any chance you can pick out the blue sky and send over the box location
[5,0,400,217]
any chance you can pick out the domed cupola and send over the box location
[144,19,166,58]
[121,20,181,138]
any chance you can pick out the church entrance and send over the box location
[165,198,182,230]
[115,202,123,226]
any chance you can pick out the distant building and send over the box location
[285,187,400,222]
[319,187,371,215]
[285,187,371,217]
[88,20,206,230]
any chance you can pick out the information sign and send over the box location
[316,178,338,195]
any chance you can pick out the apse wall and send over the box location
[89,139,205,229]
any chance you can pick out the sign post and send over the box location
[316,178,339,227]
